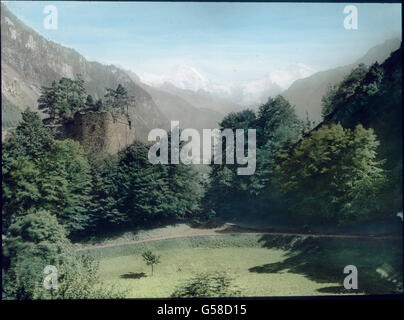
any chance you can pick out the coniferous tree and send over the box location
[85,94,95,110]
[3,108,53,159]
[204,96,302,220]
[104,84,130,113]
[37,140,93,233]
[94,99,105,112]
[2,110,53,228]
[38,77,86,124]
[321,64,368,119]
[89,156,128,228]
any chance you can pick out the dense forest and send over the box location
[2,45,402,299]
[2,80,202,298]
[205,46,402,226]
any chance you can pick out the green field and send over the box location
[81,234,403,298]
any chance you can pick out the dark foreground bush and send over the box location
[171,272,240,298]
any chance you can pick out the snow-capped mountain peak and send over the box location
[169,65,210,91]
[139,65,226,93]
[137,63,315,106]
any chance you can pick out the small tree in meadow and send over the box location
[142,250,160,276]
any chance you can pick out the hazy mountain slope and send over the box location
[126,70,223,130]
[282,38,401,123]
[1,4,167,141]
[355,38,401,66]
[138,65,242,115]
[138,85,223,130]
[1,94,21,128]
[159,83,243,115]
[282,65,352,122]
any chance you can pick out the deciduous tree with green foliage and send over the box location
[321,48,402,215]
[2,118,93,234]
[142,250,161,276]
[2,211,124,299]
[275,123,386,224]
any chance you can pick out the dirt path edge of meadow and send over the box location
[75,223,400,252]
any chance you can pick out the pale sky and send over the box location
[4,1,402,85]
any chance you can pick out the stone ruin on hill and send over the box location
[63,110,136,156]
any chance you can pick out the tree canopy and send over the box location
[275,123,386,224]
[38,77,86,124]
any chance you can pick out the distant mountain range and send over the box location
[125,69,223,131]
[139,65,230,96]
[137,66,244,115]
[133,38,400,122]
[1,2,401,136]
[137,63,315,108]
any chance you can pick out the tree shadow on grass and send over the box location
[120,272,147,280]
[248,234,403,295]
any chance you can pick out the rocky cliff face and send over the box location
[1,3,168,143]
[65,111,136,156]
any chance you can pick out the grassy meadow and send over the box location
[80,233,402,298]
